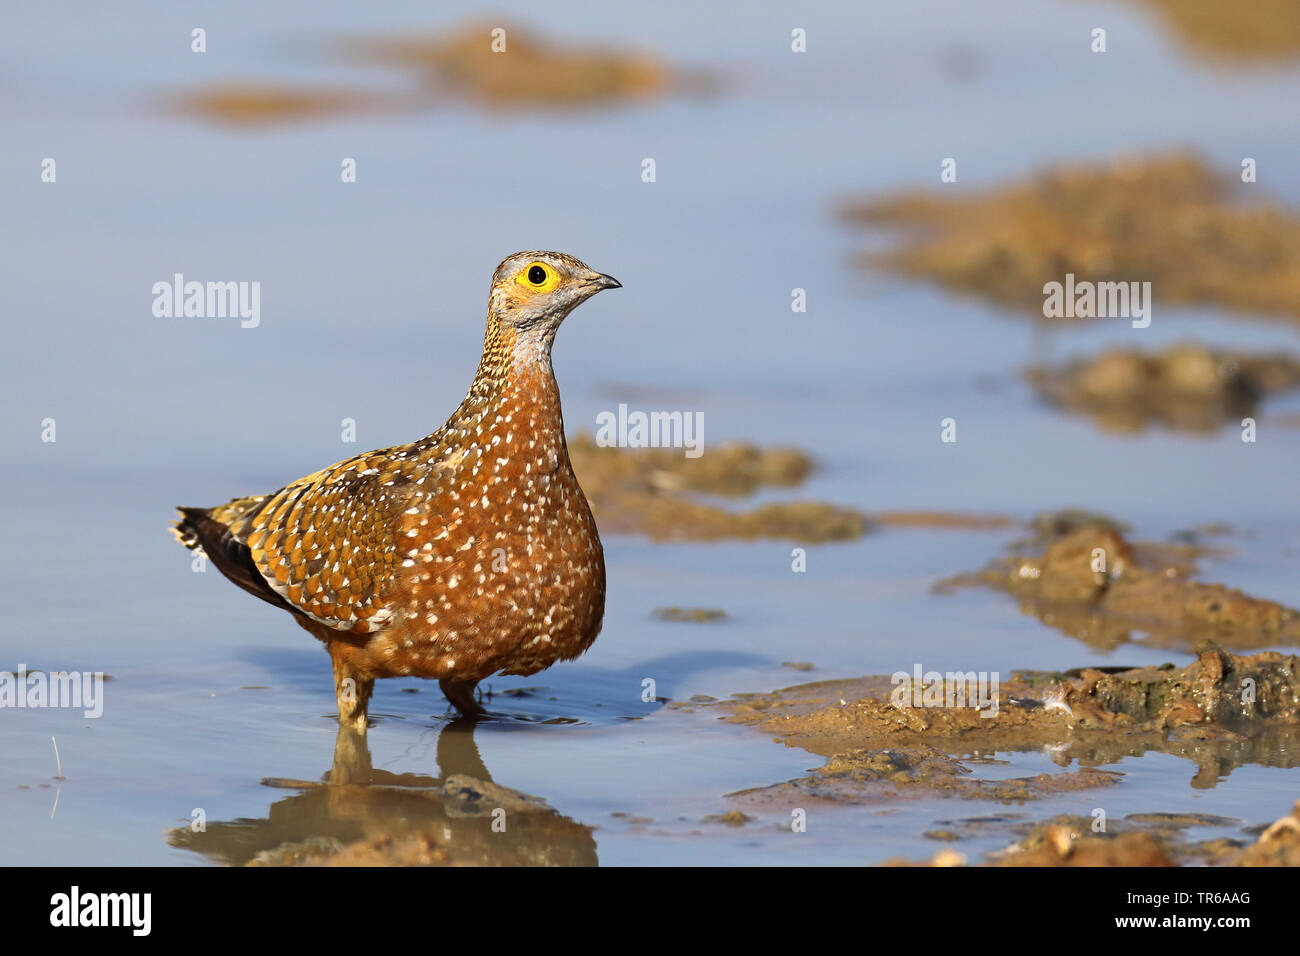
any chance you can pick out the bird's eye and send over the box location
[515,261,558,293]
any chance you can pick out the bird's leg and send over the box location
[439,678,484,718]
[329,643,374,734]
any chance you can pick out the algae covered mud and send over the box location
[5,0,1300,879]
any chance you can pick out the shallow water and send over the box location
[4,0,1300,865]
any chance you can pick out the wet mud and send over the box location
[167,20,688,126]
[165,85,407,126]
[337,21,676,107]
[841,154,1300,325]
[653,607,727,622]
[566,436,1018,542]
[685,643,1300,864]
[566,433,869,542]
[937,515,1300,650]
[1119,0,1300,64]
[906,798,1300,866]
[1026,344,1300,434]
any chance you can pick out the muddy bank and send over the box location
[901,798,1300,866]
[1120,0,1300,64]
[841,154,1300,325]
[566,433,868,542]
[691,646,1300,863]
[567,434,1023,542]
[937,515,1300,650]
[695,645,1298,800]
[653,607,726,622]
[991,798,1300,866]
[167,20,688,126]
[1026,344,1300,434]
[337,21,678,107]
[166,84,408,126]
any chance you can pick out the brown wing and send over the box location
[222,451,427,635]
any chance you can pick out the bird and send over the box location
[173,251,619,732]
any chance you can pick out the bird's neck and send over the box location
[450,312,563,432]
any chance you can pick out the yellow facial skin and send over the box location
[514,261,562,295]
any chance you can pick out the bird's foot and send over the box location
[440,679,486,719]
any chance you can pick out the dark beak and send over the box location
[591,273,622,291]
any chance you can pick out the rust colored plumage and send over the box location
[174,251,619,730]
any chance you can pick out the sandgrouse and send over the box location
[174,251,618,730]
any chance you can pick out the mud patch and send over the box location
[1231,800,1300,865]
[567,435,1021,542]
[566,433,868,542]
[885,803,1300,866]
[164,84,405,126]
[716,643,1294,770]
[693,646,1300,863]
[167,21,690,126]
[1117,0,1300,64]
[653,607,726,622]
[337,21,679,108]
[704,644,1298,763]
[724,744,1121,807]
[841,154,1300,326]
[985,799,1300,866]
[938,515,1300,650]
[1027,344,1300,434]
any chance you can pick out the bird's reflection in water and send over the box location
[168,718,598,866]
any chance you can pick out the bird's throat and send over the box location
[452,313,564,438]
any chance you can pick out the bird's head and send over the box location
[488,251,621,335]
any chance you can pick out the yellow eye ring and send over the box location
[516,262,560,293]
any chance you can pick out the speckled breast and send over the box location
[367,378,606,682]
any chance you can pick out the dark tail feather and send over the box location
[173,506,293,612]
[173,506,208,550]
